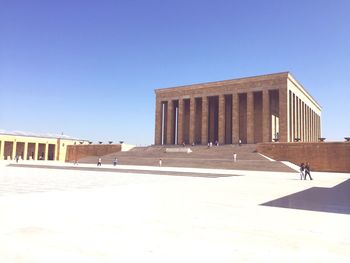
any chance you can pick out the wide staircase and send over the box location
[78,144,294,172]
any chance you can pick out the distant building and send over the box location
[0,130,89,161]
[154,72,321,145]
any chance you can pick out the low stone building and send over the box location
[0,130,88,161]
[154,72,321,145]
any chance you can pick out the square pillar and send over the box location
[177,98,184,145]
[12,140,17,160]
[300,102,303,141]
[189,97,196,144]
[154,98,162,145]
[34,142,39,160]
[279,87,288,142]
[45,143,49,160]
[247,92,254,144]
[293,95,297,141]
[232,92,239,143]
[201,96,208,144]
[262,89,270,142]
[0,140,4,160]
[166,100,174,145]
[23,142,28,161]
[218,94,225,144]
[290,92,293,142]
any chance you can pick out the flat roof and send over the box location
[0,129,86,141]
[155,72,290,92]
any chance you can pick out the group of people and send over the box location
[96,157,118,166]
[207,140,220,147]
[299,162,313,180]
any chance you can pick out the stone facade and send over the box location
[154,72,321,145]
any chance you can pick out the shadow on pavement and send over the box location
[8,164,242,178]
[261,179,350,215]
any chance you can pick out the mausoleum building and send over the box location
[154,72,321,145]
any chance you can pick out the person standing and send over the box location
[304,162,313,180]
[159,159,162,167]
[238,139,242,146]
[233,153,237,162]
[299,163,305,180]
[97,157,102,166]
[113,157,118,166]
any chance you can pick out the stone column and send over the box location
[311,111,316,141]
[45,143,49,160]
[308,107,311,142]
[218,94,225,144]
[201,96,208,144]
[247,92,254,144]
[0,140,4,160]
[23,142,28,161]
[34,142,39,160]
[178,98,184,145]
[166,100,174,145]
[293,95,297,141]
[305,106,308,142]
[279,87,288,142]
[290,92,294,142]
[312,111,317,142]
[189,97,196,144]
[300,102,304,142]
[318,115,321,139]
[154,97,162,145]
[12,140,17,160]
[262,89,270,142]
[232,92,239,143]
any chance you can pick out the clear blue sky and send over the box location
[1,0,349,145]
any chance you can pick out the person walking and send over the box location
[304,162,313,180]
[159,158,162,167]
[233,153,237,162]
[113,157,118,166]
[97,157,102,166]
[299,163,305,180]
[238,139,242,146]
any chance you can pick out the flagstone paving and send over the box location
[0,161,349,262]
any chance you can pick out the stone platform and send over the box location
[0,161,349,262]
[77,144,294,172]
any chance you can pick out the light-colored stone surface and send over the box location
[0,161,349,262]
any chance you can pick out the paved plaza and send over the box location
[0,161,349,262]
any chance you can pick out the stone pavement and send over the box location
[0,161,349,262]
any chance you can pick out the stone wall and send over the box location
[66,144,122,162]
[257,142,350,172]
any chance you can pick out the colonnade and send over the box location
[288,90,321,142]
[155,88,285,145]
[0,140,56,161]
